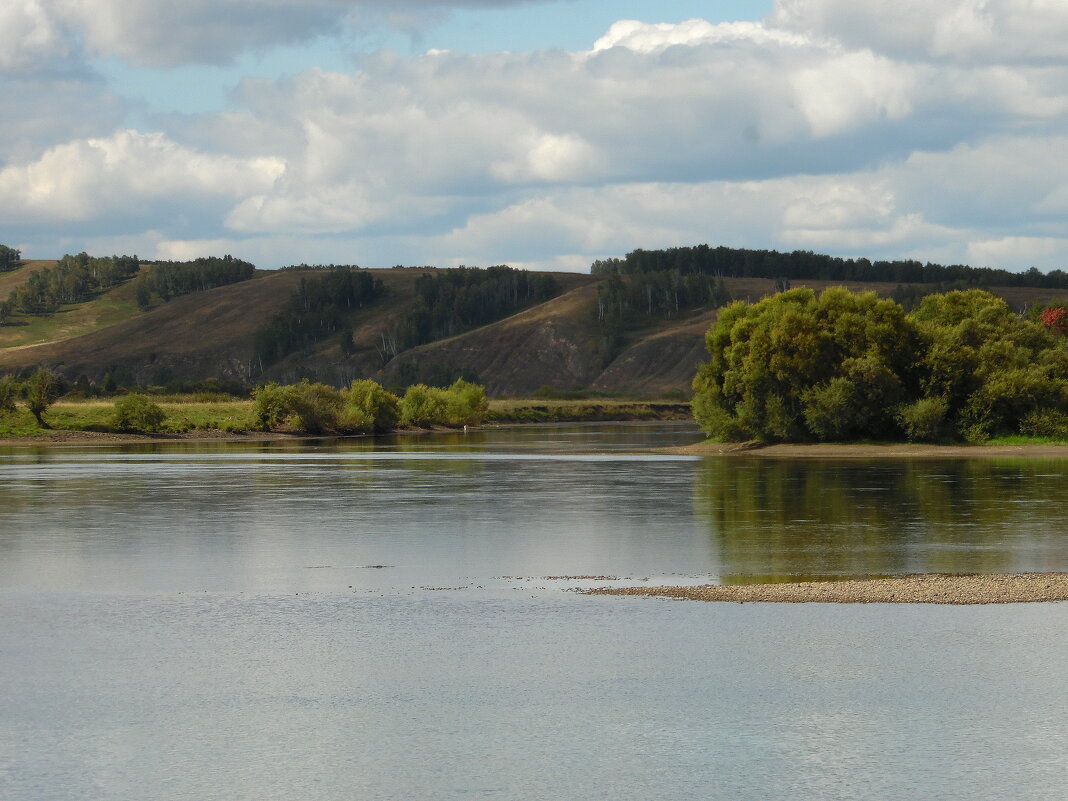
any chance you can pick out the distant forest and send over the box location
[396,266,559,350]
[253,267,385,368]
[0,251,256,326]
[253,264,560,370]
[591,245,1068,289]
[135,256,256,309]
[0,253,140,323]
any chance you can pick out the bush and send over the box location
[288,382,343,434]
[896,397,949,442]
[253,382,297,430]
[1019,408,1068,439]
[112,394,167,432]
[445,378,488,425]
[344,379,400,433]
[399,384,449,426]
[0,374,18,412]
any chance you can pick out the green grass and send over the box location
[0,399,258,437]
[0,283,142,349]
[986,434,1068,446]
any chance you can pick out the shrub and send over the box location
[112,394,167,432]
[1019,408,1068,439]
[399,384,449,426]
[288,382,343,434]
[253,382,297,430]
[344,379,400,433]
[445,378,488,425]
[896,397,949,442]
[0,374,18,412]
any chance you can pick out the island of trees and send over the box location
[692,287,1068,443]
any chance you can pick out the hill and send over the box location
[0,264,1065,396]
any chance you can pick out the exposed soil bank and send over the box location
[588,573,1068,605]
[674,441,1068,458]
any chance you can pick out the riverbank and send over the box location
[0,398,692,447]
[587,573,1068,604]
[673,441,1068,458]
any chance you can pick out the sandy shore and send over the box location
[673,441,1068,458]
[587,573,1068,604]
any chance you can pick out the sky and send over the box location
[3,0,1068,273]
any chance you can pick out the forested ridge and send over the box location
[396,266,559,350]
[252,264,560,372]
[135,256,256,309]
[0,250,257,326]
[0,253,140,323]
[593,245,1068,289]
[253,267,385,368]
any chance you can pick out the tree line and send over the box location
[394,266,559,351]
[253,267,385,368]
[0,251,257,325]
[592,245,1068,289]
[595,270,733,362]
[253,265,560,371]
[135,255,256,309]
[0,245,20,272]
[692,287,1068,443]
[1,253,140,321]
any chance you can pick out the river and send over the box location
[2,423,1067,800]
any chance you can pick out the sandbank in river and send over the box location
[588,573,1068,605]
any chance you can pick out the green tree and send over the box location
[0,374,18,412]
[344,379,400,433]
[399,384,449,426]
[444,378,488,425]
[0,244,20,272]
[253,382,296,430]
[692,287,921,441]
[112,394,167,432]
[22,368,64,428]
[693,287,1068,443]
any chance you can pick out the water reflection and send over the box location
[696,458,1068,583]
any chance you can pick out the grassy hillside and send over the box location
[1,266,1064,396]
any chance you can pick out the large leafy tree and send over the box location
[692,287,1068,442]
[693,287,922,441]
[22,368,65,428]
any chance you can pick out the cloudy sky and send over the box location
[3,0,1068,272]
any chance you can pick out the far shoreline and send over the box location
[671,440,1068,459]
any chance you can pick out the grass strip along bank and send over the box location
[0,370,693,441]
[587,573,1068,605]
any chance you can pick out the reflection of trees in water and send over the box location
[695,458,1068,583]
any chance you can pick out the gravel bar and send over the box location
[586,573,1068,604]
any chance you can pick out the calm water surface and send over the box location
[2,423,1067,800]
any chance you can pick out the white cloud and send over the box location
[0,130,284,222]
[592,18,813,53]
[769,0,1068,64]
[7,11,1068,273]
[0,0,543,70]
[0,1,74,71]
